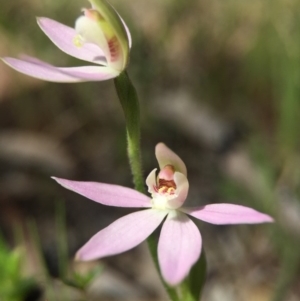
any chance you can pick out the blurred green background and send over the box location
[0,0,299,300]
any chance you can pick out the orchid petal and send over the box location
[2,56,119,82]
[2,57,81,82]
[59,65,119,80]
[182,204,274,225]
[76,209,168,260]
[155,143,187,176]
[167,172,189,209]
[37,17,106,65]
[158,211,202,286]
[52,177,151,207]
[145,168,157,195]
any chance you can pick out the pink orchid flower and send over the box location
[2,0,131,82]
[53,143,273,286]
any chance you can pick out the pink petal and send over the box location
[2,56,119,82]
[37,17,106,64]
[76,209,168,260]
[158,211,202,286]
[182,204,274,225]
[59,65,119,80]
[167,172,189,209]
[3,57,81,82]
[52,177,151,208]
[155,143,187,176]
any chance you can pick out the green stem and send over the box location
[126,130,144,193]
[114,71,179,301]
[114,71,144,193]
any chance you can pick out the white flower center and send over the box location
[150,164,179,210]
[151,181,178,210]
[151,193,177,210]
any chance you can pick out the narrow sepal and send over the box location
[37,17,106,64]
[182,203,274,225]
[76,209,168,260]
[52,177,151,207]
